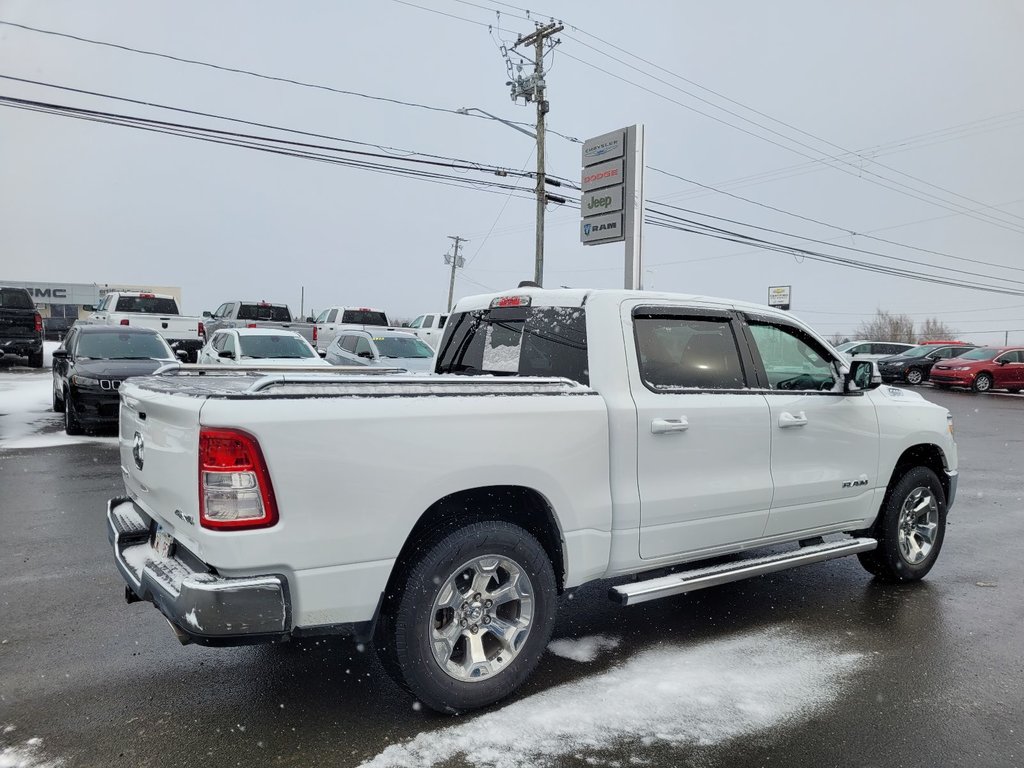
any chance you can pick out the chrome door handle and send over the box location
[778,411,808,428]
[651,417,689,434]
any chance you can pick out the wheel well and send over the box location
[384,486,566,600]
[888,444,949,502]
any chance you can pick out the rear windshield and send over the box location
[0,288,35,309]
[341,310,389,326]
[237,304,291,322]
[115,296,179,314]
[77,332,173,360]
[436,305,589,385]
[959,347,999,361]
[238,334,315,359]
[376,336,433,359]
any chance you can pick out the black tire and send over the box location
[64,391,83,435]
[28,350,44,368]
[52,383,64,413]
[376,521,557,714]
[933,383,951,390]
[972,372,993,393]
[858,466,946,582]
[1008,388,1022,395]
[904,368,924,385]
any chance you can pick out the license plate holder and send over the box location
[152,525,176,559]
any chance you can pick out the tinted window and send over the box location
[211,332,228,352]
[998,350,1023,363]
[748,322,837,391]
[438,315,448,328]
[375,336,433,359]
[238,334,314,359]
[436,306,589,385]
[634,315,744,390]
[114,296,179,314]
[341,310,389,326]
[354,336,373,357]
[76,332,173,360]
[327,309,338,323]
[423,316,435,329]
[236,303,291,322]
[340,335,359,353]
[0,288,34,309]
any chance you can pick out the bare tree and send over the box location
[855,310,916,343]
[917,317,957,341]
[826,332,851,346]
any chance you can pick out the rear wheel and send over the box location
[972,372,993,392]
[64,391,83,435]
[858,466,946,582]
[904,368,924,385]
[376,520,557,713]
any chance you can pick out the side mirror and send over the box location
[51,349,68,360]
[318,350,327,358]
[357,350,373,360]
[997,358,1010,365]
[176,350,189,360]
[82,305,95,312]
[219,350,235,359]
[844,359,881,393]
[202,310,212,318]
[305,316,315,323]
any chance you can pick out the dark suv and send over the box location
[0,286,44,367]
[877,343,977,385]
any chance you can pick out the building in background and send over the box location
[0,280,182,339]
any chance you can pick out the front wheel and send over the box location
[972,373,993,392]
[52,383,64,412]
[905,368,924,385]
[858,466,946,582]
[376,521,557,713]
[64,391,83,435]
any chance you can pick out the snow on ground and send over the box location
[0,344,116,451]
[0,736,63,768]
[361,628,864,768]
[547,634,620,663]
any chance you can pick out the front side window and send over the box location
[634,314,745,390]
[354,336,374,358]
[409,315,424,329]
[748,322,837,391]
[314,309,329,324]
[211,332,228,352]
[997,350,1023,364]
[339,335,359,353]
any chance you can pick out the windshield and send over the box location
[341,310,389,326]
[835,341,859,352]
[900,345,938,358]
[76,332,173,360]
[375,336,433,359]
[0,288,35,309]
[238,334,315,359]
[114,296,179,314]
[436,305,589,384]
[959,347,999,361]
[237,303,292,322]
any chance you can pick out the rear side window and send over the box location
[436,306,589,385]
[236,303,290,322]
[341,310,388,326]
[115,296,179,314]
[634,315,744,390]
[0,288,34,309]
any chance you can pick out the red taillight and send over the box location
[139,293,156,299]
[490,295,532,308]
[120,318,130,326]
[198,321,206,339]
[312,325,318,342]
[34,312,42,332]
[198,428,278,530]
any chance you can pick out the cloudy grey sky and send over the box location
[2,0,1023,342]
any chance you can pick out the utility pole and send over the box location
[511,22,562,287]
[444,236,467,312]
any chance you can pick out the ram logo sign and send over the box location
[580,212,622,243]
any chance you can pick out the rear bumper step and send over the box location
[107,497,291,645]
[609,537,877,606]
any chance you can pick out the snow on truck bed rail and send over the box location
[122,371,594,398]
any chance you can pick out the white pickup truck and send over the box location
[89,291,205,362]
[407,311,449,350]
[107,288,957,713]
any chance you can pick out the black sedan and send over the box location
[52,325,182,434]
[876,343,977,385]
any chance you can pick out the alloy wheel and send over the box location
[897,486,939,565]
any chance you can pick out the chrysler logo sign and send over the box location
[132,431,145,470]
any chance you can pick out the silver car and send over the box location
[325,329,435,373]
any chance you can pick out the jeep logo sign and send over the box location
[583,186,623,215]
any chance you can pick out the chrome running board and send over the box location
[610,537,877,606]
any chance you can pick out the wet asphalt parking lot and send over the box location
[1,368,1022,768]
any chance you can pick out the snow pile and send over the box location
[0,370,115,451]
[547,634,620,663]
[361,628,864,768]
[0,736,62,768]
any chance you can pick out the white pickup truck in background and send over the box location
[407,311,448,350]
[202,301,317,346]
[107,288,957,714]
[88,291,205,361]
[313,306,391,353]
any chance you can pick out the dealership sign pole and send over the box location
[580,124,646,289]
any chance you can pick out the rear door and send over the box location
[741,314,879,536]
[628,304,773,559]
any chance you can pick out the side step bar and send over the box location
[610,537,877,606]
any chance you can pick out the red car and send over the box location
[930,346,1024,393]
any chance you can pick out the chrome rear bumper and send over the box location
[107,497,290,645]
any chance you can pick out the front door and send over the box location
[628,304,773,560]
[994,349,1024,389]
[742,315,880,536]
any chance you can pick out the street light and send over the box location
[457,105,549,287]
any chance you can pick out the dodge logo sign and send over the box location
[132,432,145,470]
